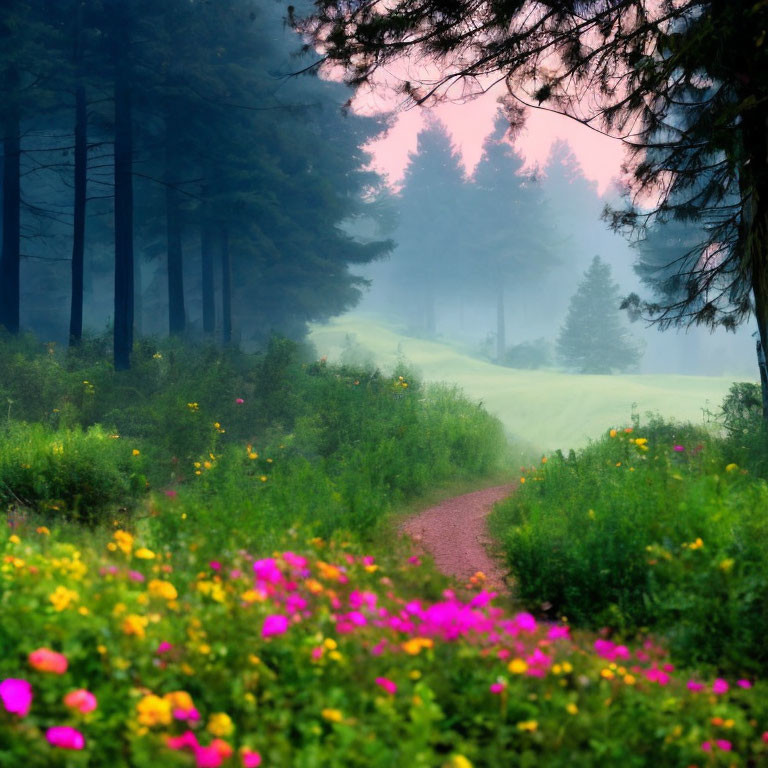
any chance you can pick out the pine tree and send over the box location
[557,256,641,374]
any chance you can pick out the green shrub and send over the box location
[490,416,768,674]
[0,422,143,523]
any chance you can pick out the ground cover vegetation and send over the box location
[490,388,768,679]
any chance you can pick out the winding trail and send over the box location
[401,484,516,592]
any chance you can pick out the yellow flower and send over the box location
[401,637,434,655]
[164,691,194,711]
[113,530,134,554]
[8,535,20,545]
[203,461,212,470]
[260,475,268,482]
[323,638,338,650]
[725,463,738,472]
[148,579,178,601]
[508,658,528,675]
[519,477,526,484]
[241,589,266,603]
[624,674,636,685]
[248,452,258,460]
[36,526,50,536]
[601,668,615,680]
[132,449,141,457]
[207,712,234,737]
[566,703,578,715]
[322,708,344,723]
[49,585,79,612]
[134,548,156,560]
[719,558,735,572]
[609,429,617,438]
[541,456,548,463]
[445,756,473,768]
[317,562,342,581]
[136,694,172,727]
[517,720,538,732]
[121,613,149,638]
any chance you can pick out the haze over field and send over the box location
[310,315,742,452]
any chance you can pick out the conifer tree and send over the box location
[557,256,641,374]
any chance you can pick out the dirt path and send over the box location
[401,484,516,592]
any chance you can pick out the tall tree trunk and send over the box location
[220,227,232,345]
[200,208,215,335]
[69,81,87,344]
[165,123,185,336]
[133,253,143,337]
[113,43,134,370]
[496,274,506,363]
[1,68,21,335]
[69,0,86,345]
[740,104,768,420]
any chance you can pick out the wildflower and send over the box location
[517,720,539,732]
[673,445,685,451]
[148,579,178,601]
[113,530,134,554]
[49,585,79,611]
[36,526,50,535]
[737,679,752,689]
[134,547,156,559]
[609,429,617,438]
[240,748,262,767]
[9,534,20,544]
[29,648,67,674]
[725,463,738,472]
[260,475,268,482]
[489,682,506,694]
[719,558,735,572]
[136,694,172,727]
[132,449,141,456]
[322,708,344,722]
[122,614,149,638]
[235,398,244,404]
[187,402,199,411]
[566,702,578,715]
[206,712,234,737]
[46,726,85,750]
[520,477,525,484]
[508,658,528,675]
[446,757,473,768]
[712,678,729,694]
[375,677,397,695]
[152,352,163,359]
[0,678,33,717]
[64,689,97,714]
[401,637,434,655]
[262,614,289,638]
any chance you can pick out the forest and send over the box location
[3,1,768,766]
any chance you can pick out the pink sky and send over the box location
[357,83,627,196]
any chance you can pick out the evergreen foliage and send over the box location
[557,256,641,374]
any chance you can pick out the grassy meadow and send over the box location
[309,315,742,452]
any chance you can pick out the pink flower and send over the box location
[29,648,68,674]
[701,741,712,752]
[164,489,178,498]
[712,678,729,694]
[253,558,282,584]
[262,614,289,638]
[0,678,33,717]
[46,726,85,750]
[687,680,704,692]
[63,689,97,713]
[762,731,768,744]
[194,745,223,768]
[737,679,752,689]
[548,625,570,640]
[235,398,244,404]
[241,748,262,767]
[715,740,732,752]
[157,641,173,654]
[490,682,506,694]
[375,677,397,695]
[673,445,685,452]
[167,731,199,750]
[209,560,222,572]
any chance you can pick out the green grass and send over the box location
[309,314,744,452]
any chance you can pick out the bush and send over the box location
[500,339,552,369]
[0,423,143,523]
[490,416,768,674]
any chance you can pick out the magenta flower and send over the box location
[194,745,223,768]
[737,679,752,689]
[164,489,178,498]
[712,678,729,694]
[64,689,97,714]
[673,445,685,452]
[716,740,732,752]
[253,558,282,583]
[490,682,506,694]
[46,726,85,750]
[157,641,173,654]
[0,678,33,717]
[262,614,289,638]
[209,560,222,572]
[686,680,704,692]
[235,398,244,404]
[701,741,712,752]
[241,749,262,767]
[375,677,397,695]
[167,731,199,750]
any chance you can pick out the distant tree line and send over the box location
[0,0,391,368]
